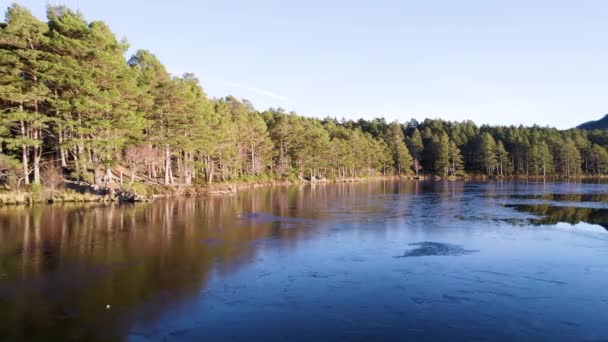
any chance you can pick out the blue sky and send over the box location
[7,0,608,128]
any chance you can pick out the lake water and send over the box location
[1,181,607,341]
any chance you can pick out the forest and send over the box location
[2,4,608,193]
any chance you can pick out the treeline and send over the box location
[1,4,608,190]
[354,118,608,178]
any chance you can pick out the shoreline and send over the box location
[1,174,607,207]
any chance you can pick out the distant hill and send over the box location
[578,114,608,130]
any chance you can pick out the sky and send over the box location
[6,0,608,128]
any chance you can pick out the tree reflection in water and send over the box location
[0,182,419,341]
[507,204,608,230]
[1,181,607,340]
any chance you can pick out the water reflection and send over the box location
[507,204,608,230]
[0,181,607,340]
[510,193,608,203]
[0,182,426,341]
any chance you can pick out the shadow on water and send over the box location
[393,242,479,258]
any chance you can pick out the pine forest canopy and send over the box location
[2,3,608,190]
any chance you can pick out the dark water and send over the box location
[1,181,608,341]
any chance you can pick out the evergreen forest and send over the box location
[2,4,608,192]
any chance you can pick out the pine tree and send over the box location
[211,99,239,182]
[448,139,464,176]
[45,6,97,181]
[588,144,608,175]
[297,119,330,179]
[433,133,450,177]
[386,121,412,175]
[495,140,510,176]
[3,3,608,189]
[556,138,582,177]
[86,21,141,185]
[406,127,424,175]
[128,49,176,184]
[0,4,50,184]
[172,73,216,185]
[529,140,553,177]
[480,132,498,176]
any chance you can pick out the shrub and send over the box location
[0,154,23,190]
[41,163,65,190]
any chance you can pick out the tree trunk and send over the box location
[104,167,113,186]
[33,145,41,185]
[542,161,546,179]
[204,156,215,184]
[251,143,256,175]
[59,130,67,168]
[20,119,29,185]
[32,127,41,185]
[22,143,29,185]
[164,145,171,185]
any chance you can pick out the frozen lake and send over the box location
[1,180,607,341]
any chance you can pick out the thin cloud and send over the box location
[225,82,289,102]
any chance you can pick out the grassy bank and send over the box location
[2,174,607,206]
[0,176,407,206]
[0,189,104,206]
